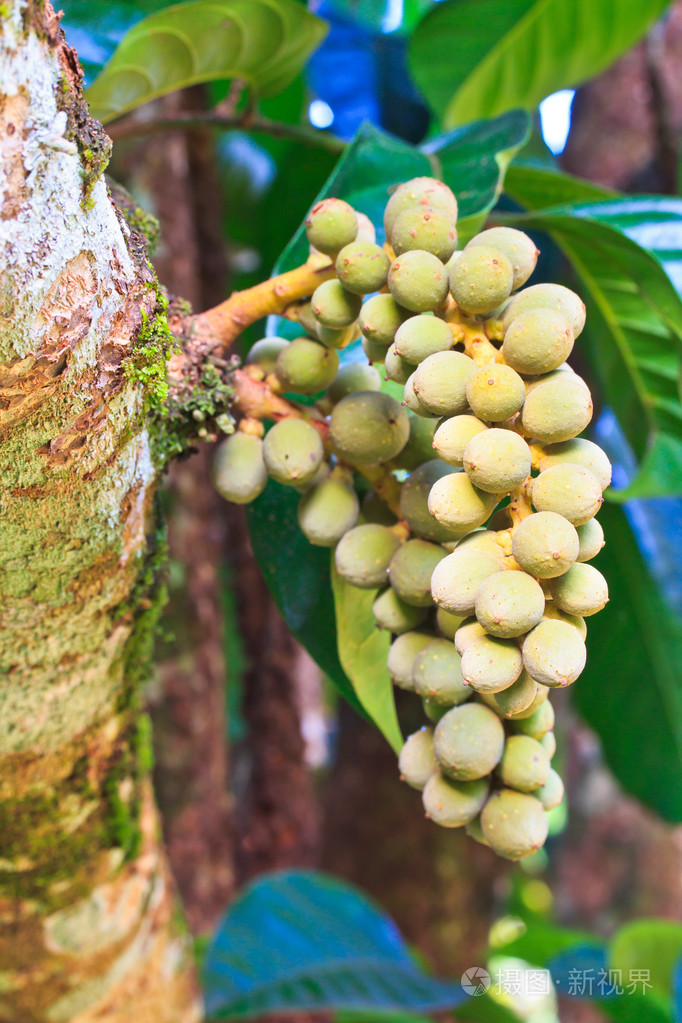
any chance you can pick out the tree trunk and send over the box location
[0,4,199,1018]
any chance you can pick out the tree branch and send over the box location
[108,110,347,154]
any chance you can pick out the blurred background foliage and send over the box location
[57,1,682,1020]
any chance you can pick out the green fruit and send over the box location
[361,490,397,526]
[499,735,550,793]
[542,604,587,639]
[461,635,524,693]
[394,314,453,365]
[335,523,401,588]
[245,336,289,374]
[373,587,428,633]
[534,767,564,810]
[327,362,382,404]
[413,638,470,706]
[500,283,586,338]
[433,415,488,466]
[362,335,389,364]
[297,476,359,547]
[400,459,462,542]
[454,617,488,655]
[522,619,586,687]
[463,428,531,493]
[576,517,605,562]
[466,364,526,422]
[382,343,410,383]
[263,418,324,486]
[393,413,438,470]
[388,250,449,313]
[450,245,514,316]
[213,432,268,505]
[531,464,603,526]
[474,570,545,639]
[540,731,557,759]
[428,472,499,533]
[437,606,464,640]
[502,308,574,376]
[336,241,391,295]
[433,702,505,781]
[392,207,458,262]
[536,438,612,490]
[388,630,434,689]
[389,538,446,607]
[466,227,538,291]
[465,814,489,845]
[402,373,434,417]
[423,771,488,827]
[312,279,363,328]
[356,211,376,244]
[521,374,593,443]
[294,459,331,494]
[511,699,555,739]
[512,511,580,579]
[509,683,549,720]
[431,549,504,615]
[330,391,410,464]
[398,727,437,790]
[454,529,507,558]
[359,293,408,346]
[494,671,538,717]
[305,197,358,255]
[316,322,359,350]
[413,351,477,416]
[423,698,450,724]
[384,177,458,239]
[549,562,608,617]
[275,337,339,395]
[480,788,549,860]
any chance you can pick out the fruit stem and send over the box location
[508,480,534,528]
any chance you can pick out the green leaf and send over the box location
[331,560,403,754]
[409,0,671,129]
[203,869,465,1019]
[86,0,328,123]
[610,921,682,1001]
[455,995,523,1022]
[505,161,618,208]
[328,0,433,34]
[572,503,682,823]
[493,923,600,967]
[245,480,367,721]
[504,190,682,499]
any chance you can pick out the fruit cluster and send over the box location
[213,177,610,861]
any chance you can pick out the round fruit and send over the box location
[466,227,538,290]
[275,337,339,394]
[494,671,538,717]
[576,517,605,562]
[388,630,434,689]
[433,415,488,466]
[521,374,593,443]
[400,459,461,542]
[392,207,458,262]
[511,511,580,579]
[466,364,526,422]
[327,362,381,404]
[536,438,612,490]
[454,617,488,655]
[330,391,410,464]
[502,308,574,376]
[388,538,445,607]
[422,772,489,827]
[399,727,437,790]
[388,250,449,313]
[522,619,587,687]
[336,241,391,295]
[499,735,550,792]
[394,413,438,471]
[383,343,411,383]
[413,638,470,706]
[394,314,453,364]
[461,635,524,693]
[245,336,289,374]
[474,570,545,638]
[433,702,505,780]
[534,768,565,810]
[213,432,268,504]
[500,283,586,338]
[480,788,549,860]
[531,464,603,526]
[373,587,428,633]
[297,476,359,546]
[359,293,408,347]
[511,699,555,739]
[335,523,401,588]
[428,472,499,532]
[263,419,324,486]
[305,197,358,255]
[436,606,464,641]
[413,351,477,416]
[383,177,458,239]
[450,245,514,316]
[463,428,531,493]
[431,548,504,615]
[312,279,363,328]
[549,562,609,616]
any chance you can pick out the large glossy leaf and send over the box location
[331,561,402,753]
[409,0,670,129]
[203,870,464,1019]
[504,186,682,499]
[573,502,682,823]
[610,921,682,1001]
[245,481,367,721]
[86,0,328,123]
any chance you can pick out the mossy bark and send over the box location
[0,3,200,1019]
